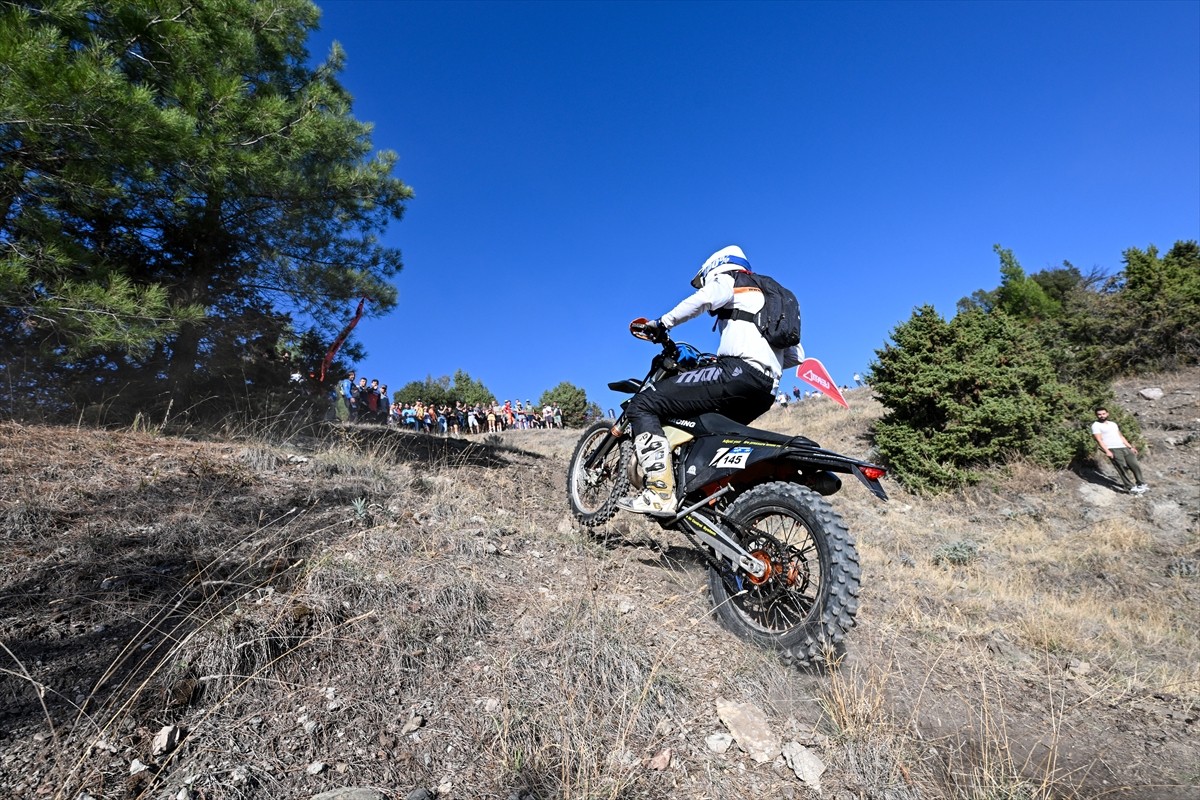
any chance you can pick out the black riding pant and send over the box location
[626,356,775,439]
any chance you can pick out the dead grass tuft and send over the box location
[2,369,1197,799]
[482,597,687,798]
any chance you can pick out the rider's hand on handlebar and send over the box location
[631,317,669,344]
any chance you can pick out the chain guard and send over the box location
[673,510,766,595]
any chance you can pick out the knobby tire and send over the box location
[566,420,632,527]
[708,481,861,667]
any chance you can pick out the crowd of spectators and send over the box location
[335,371,563,434]
[774,378,866,409]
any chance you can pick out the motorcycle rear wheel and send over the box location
[567,420,632,527]
[708,481,860,667]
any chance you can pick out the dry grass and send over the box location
[2,369,1197,799]
[757,381,1199,797]
[817,642,1069,800]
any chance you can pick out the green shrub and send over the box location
[931,540,982,567]
[869,305,1092,493]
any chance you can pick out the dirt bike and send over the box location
[566,319,888,666]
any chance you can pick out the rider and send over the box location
[617,245,804,516]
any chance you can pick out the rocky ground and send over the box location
[0,370,1195,800]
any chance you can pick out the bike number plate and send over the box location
[709,446,752,469]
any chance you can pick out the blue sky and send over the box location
[307,0,1199,413]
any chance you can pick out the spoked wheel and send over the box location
[566,420,632,527]
[708,481,860,667]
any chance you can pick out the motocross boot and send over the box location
[617,432,678,517]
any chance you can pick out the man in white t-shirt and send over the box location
[1091,408,1148,494]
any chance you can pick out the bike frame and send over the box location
[580,336,886,579]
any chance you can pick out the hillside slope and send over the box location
[0,370,1195,800]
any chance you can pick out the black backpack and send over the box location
[715,272,801,349]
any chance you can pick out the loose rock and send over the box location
[311,790,389,800]
[716,698,781,763]
[782,742,826,793]
[152,725,186,757]
[705,732,734,754]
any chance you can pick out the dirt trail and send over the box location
[0,370,1195,799]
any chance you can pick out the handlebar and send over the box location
[629,318,714,373]
[629,317,670,345]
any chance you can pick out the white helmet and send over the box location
[691,245,750,289]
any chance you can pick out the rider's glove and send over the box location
[632,317,669,343]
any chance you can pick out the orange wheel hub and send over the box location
[747,550,802,587]
[747,550,775,585]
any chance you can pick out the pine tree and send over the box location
[870,305,1092,492]
[0,0,412,418]
[540,382,593,427]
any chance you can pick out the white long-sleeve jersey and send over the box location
[659,272,803,388]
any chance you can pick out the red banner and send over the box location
[796,358,849,408]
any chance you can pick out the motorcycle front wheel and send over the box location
[566,420,632,527]
[708,481,861,667]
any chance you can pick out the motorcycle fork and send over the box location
[586,364,669,471]
[583,418,629,470]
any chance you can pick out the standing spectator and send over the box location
[353,377,368,421]
[792,385,800,403]
[364,379,381,422]
[341,371,357,421]
[853,372,864,387]
[468,405,480,434]
[1091,408,1149,494]
[377,384,390,423]
[777,390,789,410]
[554,405,563,428]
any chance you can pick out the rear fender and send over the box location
[680,435,887,500]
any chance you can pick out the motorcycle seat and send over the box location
[693,412,820,448]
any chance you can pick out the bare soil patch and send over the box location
[1,369,1196,799]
